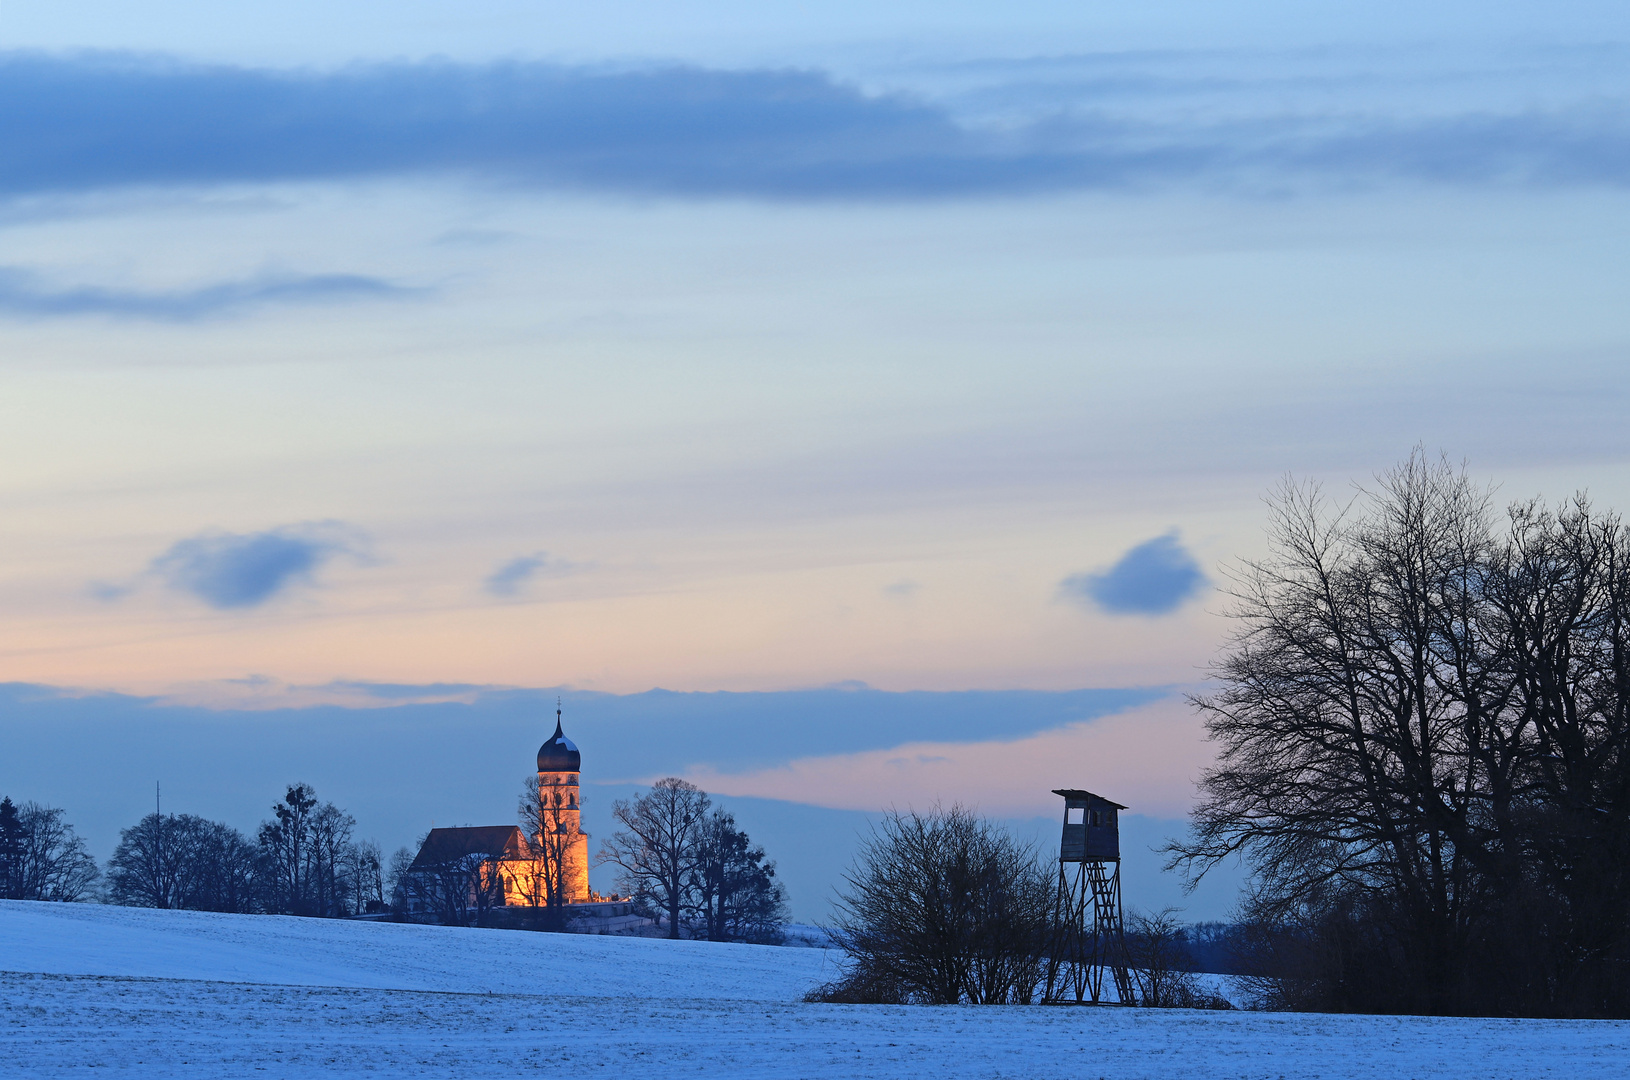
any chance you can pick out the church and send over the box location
[404,706,592,913]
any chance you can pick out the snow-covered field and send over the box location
[4,900,1628,1078]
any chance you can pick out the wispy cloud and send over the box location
[3,52,1629,201]
[1061,532,1208,616]
[0,267,415,320]
[483,551,580,597]
[145,523,361,609]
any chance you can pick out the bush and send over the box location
[814,807,1051,1005]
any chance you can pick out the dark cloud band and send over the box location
[2,53,1628,199]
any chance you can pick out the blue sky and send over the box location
[1,1,1627,921]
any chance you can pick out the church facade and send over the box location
[404,707,591,914]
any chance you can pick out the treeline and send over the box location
[108,782,384,916]
[7,775,791,942]
[600,777,788,944]
[0,783,384,917]
[1174,454,1630,1018]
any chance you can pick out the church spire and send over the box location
[538,697,581,774]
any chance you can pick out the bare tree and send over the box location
[255,783,361,917]
[599,778,710,938]
[687,809,788,944]
[387,845,417,915]
[347,839,385,915]
[187,820,258,913]
[1127,908,1200,1008]
[257,783,319,915]
[518,774,584,930]
[419,851,507,927]
[308,802,357,918]
[107,811,272,914]
[107,812,191,908]
[0,798,98,902]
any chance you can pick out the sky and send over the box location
[2,1,1629,922]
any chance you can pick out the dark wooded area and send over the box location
[1173,452,1630,1017]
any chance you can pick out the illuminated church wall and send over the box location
[535,765,592,903]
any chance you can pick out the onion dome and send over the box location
[537,708,581,773]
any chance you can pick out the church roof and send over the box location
[537,712,581,773]
[408,825,526,870]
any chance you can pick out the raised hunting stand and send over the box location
[1042,788,1135,1004]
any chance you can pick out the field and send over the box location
[3,900,1627,1078]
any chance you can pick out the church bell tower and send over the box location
[536,703,590,902]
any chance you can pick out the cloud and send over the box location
[131,681,1165,773]
[149,524,357,609]
[483,551,579,597]
[86,581,133,602]
[0,267,415,320]
[1061,532,1208,616]
[2,52,1630,201]
[687,695,1212,819]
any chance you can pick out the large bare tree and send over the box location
[107,813,256,912]
[599,777,710,938]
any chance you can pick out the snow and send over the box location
[5,900,1629,1078]
[0,898,833,999]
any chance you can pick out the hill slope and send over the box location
[0,898,834,999]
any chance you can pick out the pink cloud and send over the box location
[684,694,1213,819]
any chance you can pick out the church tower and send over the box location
[536,704,591,902]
